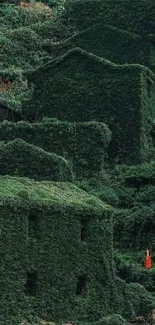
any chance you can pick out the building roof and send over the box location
[0,175,112,212]
[25,47,155,85]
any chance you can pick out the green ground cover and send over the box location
[1,1,155,324]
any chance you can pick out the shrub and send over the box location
[96,314,129,325]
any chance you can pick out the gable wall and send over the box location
[0,199,113,322]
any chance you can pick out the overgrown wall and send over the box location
[50,24,153,69]
[140,71,155,161]
[0,139,72,181]
[0,176,114,323]
[64,0,155,36]
[23,49,155,164]
[113,162,155,250]
[0,176,152,324]
[0,120,111,179]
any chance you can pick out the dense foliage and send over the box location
[1,0,155,324]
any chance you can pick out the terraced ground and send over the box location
[1,1,155,324]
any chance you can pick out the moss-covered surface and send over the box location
[0,175,114,323]
[0,138,73,181]
[0,175,109,206]
[48,23,154,69]
[111,164,155,250]
[84,162,155,316]
[64,0,155,36]
[24,48,155,164]
[0,120,111,179]
[0,175,153,324]
[1,1,155,324]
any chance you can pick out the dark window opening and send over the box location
[81,218,87,241]
[28,214,37,238]
[76,275,86,296]
[24,271,37,296]
[125,176,154,189]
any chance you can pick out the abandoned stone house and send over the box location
[0,176,114,321]
[52,23,155,69]
[23,48,155,165]
[0,15,155,323]
[0,176,151,322]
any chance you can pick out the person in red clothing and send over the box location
[145,249,152,269]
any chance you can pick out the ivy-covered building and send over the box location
[50,23,155,70]
[0,120,111,179]
[0,176,152,324]
[0,138,73,181]
[0,176,114,322]
[23,48,155,164]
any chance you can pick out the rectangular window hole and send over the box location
[81,218,87,241]
[76,275,86,296]
[28,214,37,238]
[24,271,37,296]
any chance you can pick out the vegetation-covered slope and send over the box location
[0,0,70,110]
[1,0,155,324]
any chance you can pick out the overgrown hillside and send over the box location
[1,1,155,324]
[0,0,71,110]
